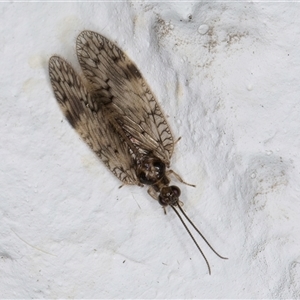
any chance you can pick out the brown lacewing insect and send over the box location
[48,30,227,274]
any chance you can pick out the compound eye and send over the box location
[158,195,168,207]
[170,186,181,197]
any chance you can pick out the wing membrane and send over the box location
[76,30,174,165]
[49,56,138,185]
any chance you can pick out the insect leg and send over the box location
[147,186,159,201]
[174,137,181,145]
[166,170,196,187]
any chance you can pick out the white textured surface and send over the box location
[1,2,300,298]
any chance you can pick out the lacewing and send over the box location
[49,30,227,274]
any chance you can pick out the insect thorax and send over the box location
[136,155,166,186]
[135,155,181,207]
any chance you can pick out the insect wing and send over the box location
[49,56,138,185]
[76,30,174,165]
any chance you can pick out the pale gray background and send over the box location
[1,1,300,298]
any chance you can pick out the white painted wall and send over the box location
[1,2,300,298]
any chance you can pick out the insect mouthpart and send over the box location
[158,185,181,206]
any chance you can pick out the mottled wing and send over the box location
[49,56,138,185]
[76,30,174,165]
